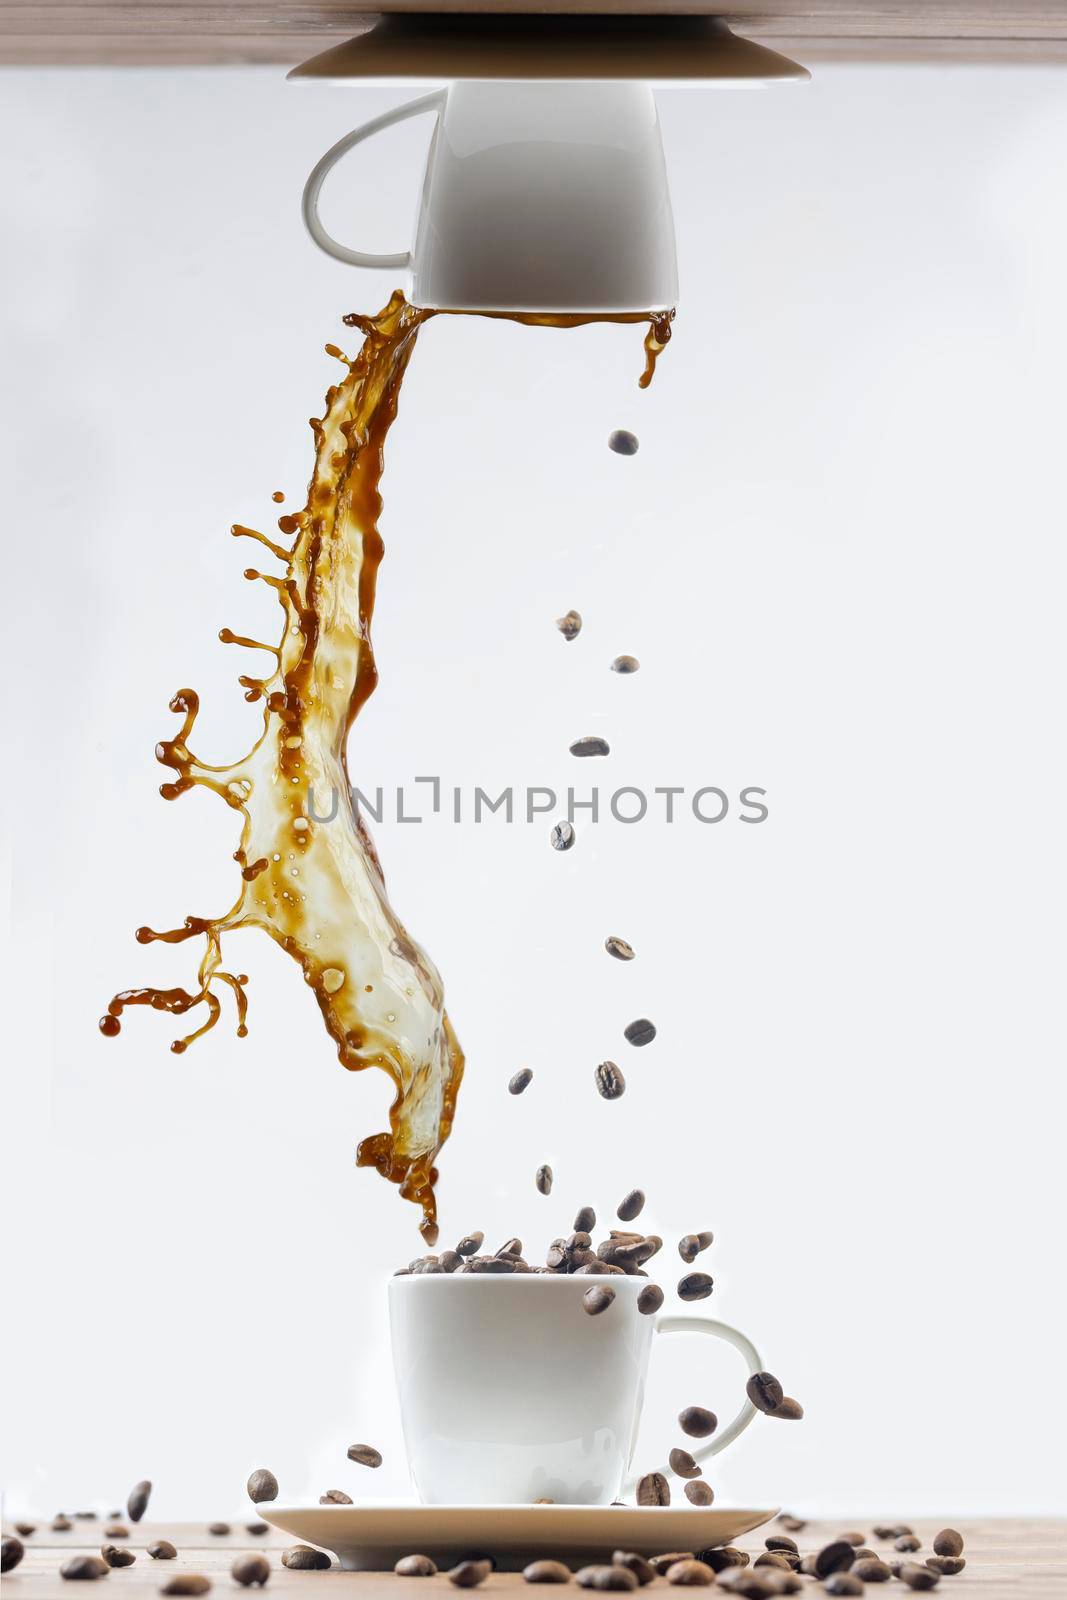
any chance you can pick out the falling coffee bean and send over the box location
[814,1543,856,1579]
[3,1539,26,1574]
[536,1165,554,1195]
[595,1061,626,1099]
[895,1536,922,1553]
[666,1562,714,1587]
[347,1443,382,1468]
[636,1472,670,1507]
[605,936,635,961]
[523,1561,571,1584]
[148,1543,178,1561]
[449,1560,493,1588]
[679,1406,717,1439]
[746,1372,784,1414]
[208,1524,231,1537]
[102,1546,136,1568]
[668,1447,700,1479]
[61,1557,110,1581]
[623,1018,656,1047]
[281,1547,331,1571]
[824,1578,864,1597]
[570,736,610,759]
[853,1559,892,1582]
[612,1553,655,1587]
[611,656,640,674]
[684,1482,714,1507]
[162,1578,213,1596]
[771,1397,804,1420]
[319,1491,352,1505]
[616,1190,645,1222]
[457,1232,484,1256]
[509,1068,533,1096]
[246,1470,278,1505]
[637,1283,664,1315]
[104,1527,129,1541]
[576,1567,638,1591]
[926,1558,965,1577]
[583,1284,616,1316]
[608,430,639,457]
[551,821,576,851]
[932,1532,963,1559]
[678,1272,713,1302]
[231,1556,270,1588]
[678,1232,714,1263]
[127,1480,152,1523]
[396,1556,437,1577]
[574,1206,597,1232]
[900,1565,940,1591]
[556,610,582,641]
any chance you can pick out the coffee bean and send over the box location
[608,431,639,457]
[648,1556,694,1577]
[636,1471,670,1506]
[716,1574,780,1598]
[148,1543,177,1561]
[576,1567,637,1591]
[536,1165,554,1195]
[208,1524,231,1537]
[281,1547,331,1571]
[746,1372,784,1412]
[765,1539,798,1554]
[246,1470,278,1505]
[684,1482,714,1507]
[894,1536,921,1553]
[900,1565,939,1591]
[637,1283,664,1315]
[104,1527,129,1540]
[839,1534,867,1547]
[583,1284,616,1315]
[824,1577,863,1597]
[75,1514,98,1521]
[570,737,610,758]
[605,937,635,961]
[677,1272,713,1302]
[932,1532,963,1559]
[696,1549,748,1574]
[617,1190,645,1222]
[595,1061,626,1099]
[347,1443,382,1468]
[668,1447,700,1479]
[246,1526,269,1538]
[814,1543,856,1579]
[61,1557,109,1581]
[457,1232,484,1256]
[853,1559,892,1582]
[551,821,576,851]
[162,1578,213,1595]
[496,1237,524,1259]
[573,1206,597,1232]
[891,1527,914,1539]
[468,1255,517,1273]
[523,1561,571,1584]
[754,1556,792,1570]
[853,1551,877,1563]
[395,1556,437,1577]
[319,1490,352,1505]
[871,1527,896,1541]
[126,1481,152,1523]
[2,1539,25,1574]
[509,1068,533,1095]
[679,1406,717,1438]
[231,1556,270,1587]
[449,1560,493,1588]
[778,1516,807,1533]
[15,1525,36,1539]
[770,1398,803,1420]
[53,1516,73,1532]
[623,1018,656,1047]
[798,1557,819,1577]
[102,1545,136,1568]
[666,1561,714,1586]
[611,657,640,675]
[439,1249,461,1272]
[678,1233,713,1264]
[612,1553,655,1586]
[926,1559,965,1577]
[556,610,582,641]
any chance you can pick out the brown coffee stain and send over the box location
[101,291,671,1242]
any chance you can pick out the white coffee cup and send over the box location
[389,1274,761,1506]
[301,81,679,313]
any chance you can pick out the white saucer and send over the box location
[258,1503,780,1571]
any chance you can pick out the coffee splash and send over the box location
[101,292,672,1242]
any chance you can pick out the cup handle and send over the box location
[301,90,446,270]
[626,1315,763,1490]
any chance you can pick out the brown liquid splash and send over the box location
[101,292,672,1242]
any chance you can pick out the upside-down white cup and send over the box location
[301,81,679,313]
[389,1274,761,1506]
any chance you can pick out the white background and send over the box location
[2,61,1066,1522]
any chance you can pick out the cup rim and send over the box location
[389,1271,648,1287]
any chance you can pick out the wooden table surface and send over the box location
[3,1518,1065,1600]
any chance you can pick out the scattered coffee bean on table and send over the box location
[679,1406,717,1438]
[509,1068,533,1095]
[231,1555,270,1588]
[556,610,582,641]
[449,1560,493,1588]
[900,1564,940,1590]
[613,1552,655,1586]
[623,1018,656,1047]
[765,1539,798,1554]
[668,1447,700,1478]
[853,1558,892,1582]
[523,1561,571,1584]
[814,1543,856,1579]
[14,1524,36,1538]
[666,1561,714,1587]
[104,1526,129,1540]
[926,1558,965,1576]
[246,1469,278,1504]
[319,1490,352,1505]
[891,1526,915,1539]
[718,1576,781,1599]
[838,1533,866,1547]
[583,1284,616,1316]
[608,431,640,456]
[347,1443,383,1468]
[684,1482,714,1507]
[60,1557,110,1582]
[208,1523,231,1537]
[282,1547,331,1571]
[648,1556,694,1577]
[577,1567,638,1591]
[611,656,640,674]
[148,1542,178,1560]
[617,1189,645,1222]
[605,936,635,961]
[574,1206,597,1232]
[395,1555,437,1577]
[246,1525,269,1538]
[696,1549,748,1574]
[536,1165,554,1195]
[2,1539,25,1574]
[102,1545,136,1568]
[127,1480,152,1523]
[570,736,610,758]
[636,1471,670,1506]
[637,1283,664,1314]
[754,1555,792,1571]
[162,1578,213,1596]
[778,1516,807,1533]
[746,1372,784,1413]
[932,1531,963,1558]
[824,1576,863,1597]
[551,821,576,851]
[678,1272,713,1302]
[895,1535,922,1553]
[53,1516,73,1532]
[678,1232,714,1264]
[595,1061,626,1099]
